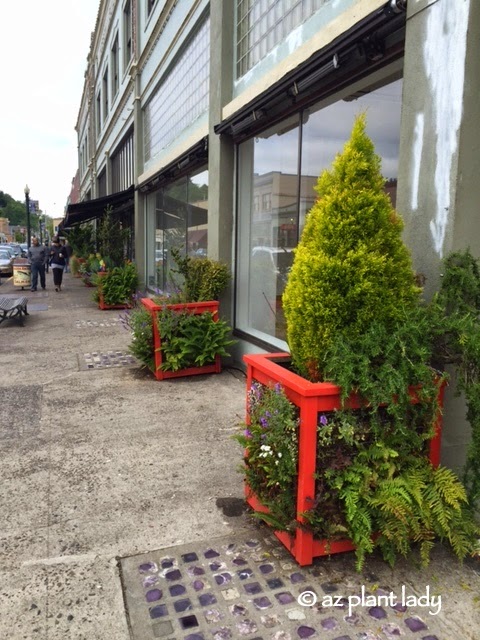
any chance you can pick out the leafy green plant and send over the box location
[121,305,155,371]
[234,382,299,531]
[65,224,95,259]
[157,308,235,371]
[96,207,130,268]
[169,247,230,302]
[93,262,139,306]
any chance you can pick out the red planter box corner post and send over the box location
[243,352,445,566]
[141,298,222,380]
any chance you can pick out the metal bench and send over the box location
[0,296,29,325]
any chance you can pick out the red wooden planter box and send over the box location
[98,294,133,310]
[141,298,222,380]
[243,352,445,566]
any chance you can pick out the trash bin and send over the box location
[13,258,31,290]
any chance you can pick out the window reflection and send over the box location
[236,78,403,347]
[151,169,209,292]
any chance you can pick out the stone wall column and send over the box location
[397,0,480,470]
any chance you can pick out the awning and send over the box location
[60,186,135,230]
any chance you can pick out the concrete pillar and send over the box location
[397,0,480,471]
[208,0,235,321]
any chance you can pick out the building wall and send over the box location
[73,0,478,470]
[397,0,480,472]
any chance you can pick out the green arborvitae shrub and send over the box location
[282,114,420,381]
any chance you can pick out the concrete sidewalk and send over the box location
[0,271,479,640]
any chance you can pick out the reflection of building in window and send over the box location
[384,178,397,207]
[252,171,317,247]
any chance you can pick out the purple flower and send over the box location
[260,417,269,428]
[243,429,252,439]
[319,414,328,426]
[274,383,282,394]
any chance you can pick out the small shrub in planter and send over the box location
[122,250,235,378]
[92,262,139,308]
[237,114,479,569]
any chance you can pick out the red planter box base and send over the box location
[141,298,222,380]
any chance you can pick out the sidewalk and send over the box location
[0,271,479,640]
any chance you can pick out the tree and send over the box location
[282,114,419,380]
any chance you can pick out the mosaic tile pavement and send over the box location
[75,319,120,328]
[78,351,138,370]
[120,534,449,640]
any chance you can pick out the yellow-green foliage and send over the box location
[283,114,420,380]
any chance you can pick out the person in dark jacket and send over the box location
[27,237,46,291]
[49,237,66,291]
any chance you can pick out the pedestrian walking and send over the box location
[62,239,73,273]
[44,240,50,273]
[27,237,46,291]
[49,237,66,292]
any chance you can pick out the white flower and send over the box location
[277,452,282,458]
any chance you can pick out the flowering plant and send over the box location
[235,382,299,529]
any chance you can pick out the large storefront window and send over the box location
[236,77,403,348]
[147,169,208,291]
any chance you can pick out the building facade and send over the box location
[69,0,480,470]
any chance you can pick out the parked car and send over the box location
[251,245,294,294]
[0,245,15,260]
[0,249,14,276]
[6,243,23,257]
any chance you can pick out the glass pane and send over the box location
[237,115,299,345]
[299,78,403,233]
[187,169,209,257]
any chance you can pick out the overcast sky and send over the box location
[0,0,100,218]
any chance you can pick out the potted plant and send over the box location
[236,114,479,570]
[92,261,139,309]
[122,248,235,379]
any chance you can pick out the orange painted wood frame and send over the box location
[243,352,446,566]
[141,298,222,380]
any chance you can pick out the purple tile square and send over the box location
[332,636,352,640]
[253,596,272,610]
[192,580,205,591]
[169,584,186,597]
[320,582,338,594]
[182,552,199,563]
[421,636,439,640]
[215,572,232,586]
[161,559,174,569]
[165,568,182,581]
[244,582,263,595]
[259,563,275,575]
[321,617,337,630]
[210,562,223,571]
[290,572,306,584]
[204,549,220,559]
[275,592,295,605]
[145,588,163,603]
[149,604,168,619]
[297,625,316,638]
[199,593,217,606]
[179,614,199,630]
[139,561,157,573]
[405,617,428,632]
[185,634,205,640]
[174,598,193,613]
[232,556,248,566]
[238,568,253,580]
[368,606,387,619]
[267,578,284,589]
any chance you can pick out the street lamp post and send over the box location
[24,184,31,248]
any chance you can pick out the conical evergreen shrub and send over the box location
[282,113,420,380]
